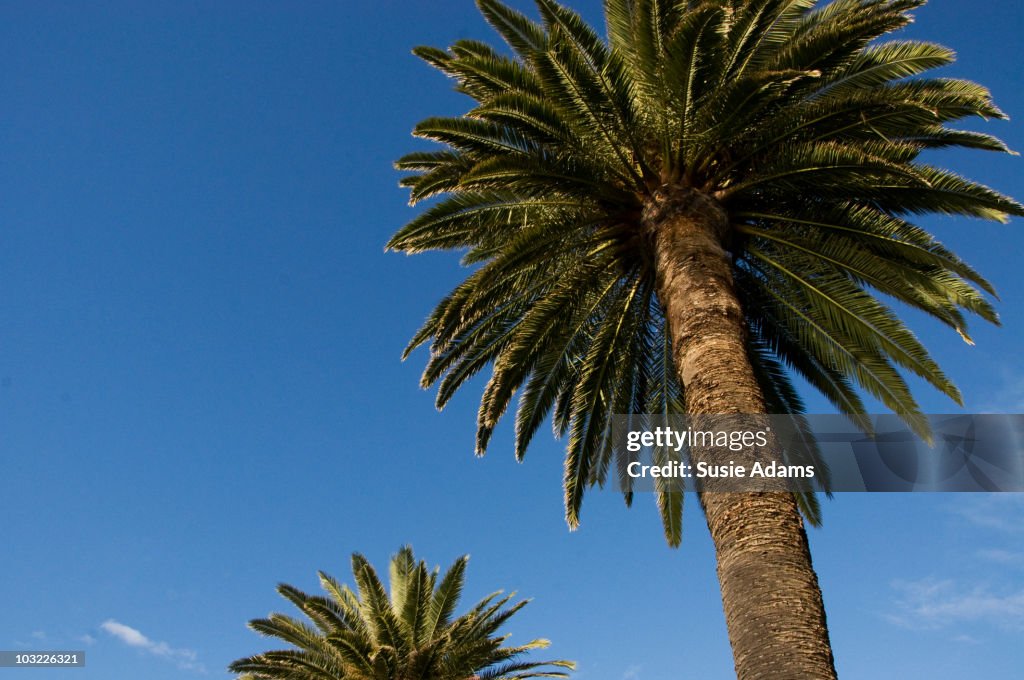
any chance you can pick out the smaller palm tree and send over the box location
[230,546,575,680]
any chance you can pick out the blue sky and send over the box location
[1,1,1023,678]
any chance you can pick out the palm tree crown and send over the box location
[387,0,1022,541]
[230,547,574,680]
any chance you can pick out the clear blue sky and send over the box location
[1,1,1022,678]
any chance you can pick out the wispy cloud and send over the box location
[950,494,1024,533]
[623,664,642,680]
[100,620,205,673]
[977,548,1024,567]
[950,633,981,645]
[886,578,1024,632]
[974,365,1024,412]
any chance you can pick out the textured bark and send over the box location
[644,187,838,680]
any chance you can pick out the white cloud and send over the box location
[78,634,96,646]
[623,665,642,680]
[887,578,1024,631]
[100,620,205,673]
[30,631,46,640]
[101,621,148,647]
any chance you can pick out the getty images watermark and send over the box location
[610,414,1024,492]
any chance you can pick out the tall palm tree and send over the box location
[386,0,1022,677]
[230,547,574,680]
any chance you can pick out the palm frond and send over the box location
[232,549,572,679]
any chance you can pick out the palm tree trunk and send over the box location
[644,187,838,680]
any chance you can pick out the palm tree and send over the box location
[230,546,574,680]
[386,0,1022,677]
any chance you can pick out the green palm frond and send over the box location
[231,547,573,680]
